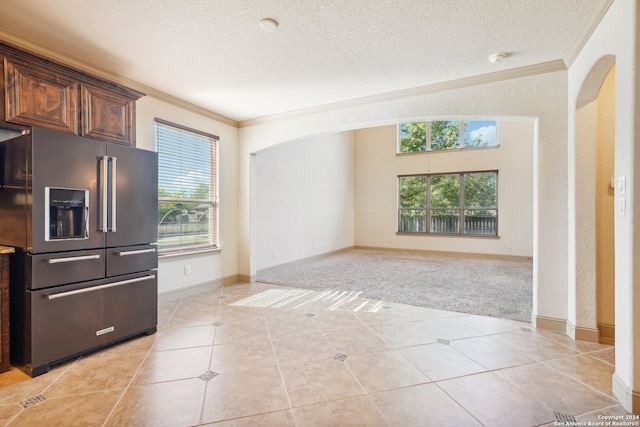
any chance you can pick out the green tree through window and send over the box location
[398,171,498,235]
[398,120,497,152]
[399,122,426,152]
[430,121,460,150]
[398,176,427,232]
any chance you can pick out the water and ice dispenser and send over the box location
[46,187,89,240]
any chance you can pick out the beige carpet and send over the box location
[257,248,533,322]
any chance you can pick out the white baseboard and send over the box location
[567,320,599,343]
[256,246,354,276]
[533,316,599,343]
[158,274,242,303]
[597,323,615,345]
[612,372,640,414]
[354,245,532,262]
[533,315,566,333]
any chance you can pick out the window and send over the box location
[398,171,498,236]
[398,120,498,153]
[155,118,219,253]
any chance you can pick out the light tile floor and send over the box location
[0,282,636,426]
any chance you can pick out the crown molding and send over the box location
[140,87,238,128]
[0,31,239,128]
[238,59,567,128]
[564,0,614,68]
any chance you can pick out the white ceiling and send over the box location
[0,0,611,124]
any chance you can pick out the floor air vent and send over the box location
[521,327,533,333]
[554,412,577,423]
[19,395,47,408]
[334,353,348,361]
[305,313,315,318]
[213,322,223,327]
[437,338,451,345]
[199,371,219,382]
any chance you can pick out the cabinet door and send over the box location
[81,84,135,145]
[4,58,79,134]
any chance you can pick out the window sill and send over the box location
[159,247,221,259]
[396,144,500,156]
[396,232,500,239]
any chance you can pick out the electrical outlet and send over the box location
[184,265,191,275]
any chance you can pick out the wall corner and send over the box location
[612,373,640,414]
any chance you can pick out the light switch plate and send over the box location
[618,176,626,195]
[618,197,626,216]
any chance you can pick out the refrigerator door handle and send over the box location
[99,156,109,232]
[118,248,157,256]
[82,206,89,238]
[47,254,101,264]
[110,156,117,232]
[45,274,156,300]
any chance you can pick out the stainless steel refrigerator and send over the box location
[0,127,158,376]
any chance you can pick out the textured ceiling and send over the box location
[0,0,611,123]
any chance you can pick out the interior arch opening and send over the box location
[574,55,616,344]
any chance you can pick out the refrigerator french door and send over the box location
[25,128,158,252]
[0,127,158,376]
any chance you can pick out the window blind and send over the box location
[155,119,219,253]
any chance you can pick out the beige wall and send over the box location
[353,121,534,257]
[596,66,616,335]
[252,120,534,271]
[254,132,355,270]
[574,101,598,330]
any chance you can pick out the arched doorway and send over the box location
[574,56,616,344]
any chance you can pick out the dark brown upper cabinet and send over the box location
[1,42,144,145]
[81,84,136,145]
[4,57,79,135]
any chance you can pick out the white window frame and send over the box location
[398,171,498,236]
[155,118,219,255]
[397,120,498,153]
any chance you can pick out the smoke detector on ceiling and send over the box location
[488,53,506,64]
[259,18,279,32]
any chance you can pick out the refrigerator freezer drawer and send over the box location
[24,272,157,376]
[27,250,106,290]
[106,244,158,277]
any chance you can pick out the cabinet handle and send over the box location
[45,274,156,300]
[47,254,101,264]
[117,248,156,256]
